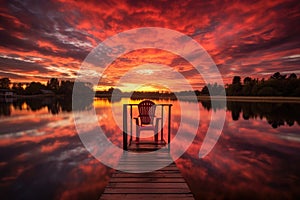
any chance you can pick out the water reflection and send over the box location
[177,113,300,200]
[0,100,113,200]
[0,98,299,200]
[0,102,11,116]
[200,100,300,128]
[2,98,299,129]
[0,97,92,117]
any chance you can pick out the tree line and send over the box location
[200,100,300,128]
[201,72,300,97]
[0,77,93,96]
[1,71,300,97]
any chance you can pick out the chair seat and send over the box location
[137,125,156,130]
[134,100,160,143]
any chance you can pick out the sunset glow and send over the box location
[1,0,299,90]
[1,1,300,197]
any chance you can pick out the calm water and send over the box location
[0,98,300,200]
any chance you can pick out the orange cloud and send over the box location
[0,0,299,88]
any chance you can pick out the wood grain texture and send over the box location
[99,146,195,200]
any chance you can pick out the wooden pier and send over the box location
[99,102,194,200]
[99,144,195,200]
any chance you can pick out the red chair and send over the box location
[134,100,161,143]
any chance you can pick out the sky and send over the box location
[0,0,299,91]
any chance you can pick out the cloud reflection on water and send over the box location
[0,98,300,199]
[0,103,113,200]
[176,110,300,199]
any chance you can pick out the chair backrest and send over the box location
[138,100,156,125]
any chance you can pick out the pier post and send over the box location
[123,104,128,150]
[161,105,164,141]
[168,105,172,147]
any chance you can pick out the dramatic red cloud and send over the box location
[0,0,299,89]
[96,49,204,91]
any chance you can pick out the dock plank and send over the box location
[102,188,192,194]
[107,182,190,189]
[109,177,186,183]
[99,142,195,200]
[112,172,184,178]
[100,194,194,200]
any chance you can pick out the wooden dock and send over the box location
[127,140,167,152]
[99,142,195,200]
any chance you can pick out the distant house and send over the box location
[0,89,16,102]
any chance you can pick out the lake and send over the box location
[1,98,300,200]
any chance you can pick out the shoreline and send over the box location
[16,94,56,99]
[5,94,300,103]
[196,96,300,103]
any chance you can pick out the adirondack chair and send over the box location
[134,100,161,143]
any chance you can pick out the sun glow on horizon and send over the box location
[94,83,171,92]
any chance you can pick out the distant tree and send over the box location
[232,76,241,85]
[73,82,93,96]
[72,81,95,110]
[242,77,253,96]
[108,87,114,94]
[12,82,25,95]
[226,76,242,96]
[194,90,201,96]
[0,77,11,89]
[214,72,299,97]
[270,72,286,80]
[288,73,297,80]
[25,82,46,95]
[112,88,122,95]
[47,78,59,92]
[201,85,209,95]
[58,80,74,95]
[201,83,225,96]
[243,77,252,85]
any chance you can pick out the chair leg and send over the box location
[155,121,159,143]
[155,132,158,142]
[136,126,140,143]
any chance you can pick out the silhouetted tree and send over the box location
[12,82,24,95]
[25,82,46,95]
[288,73,297,80]
[270,72,286,80]
[58,80,74,95]
[222,72,300,96]
[47,78,59,92]
[226,76,242,96]
[243,77,252,85]
[200,83,225,96]
[201,85,209,95]
[242,77,253,96]
[0,78,11,89]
